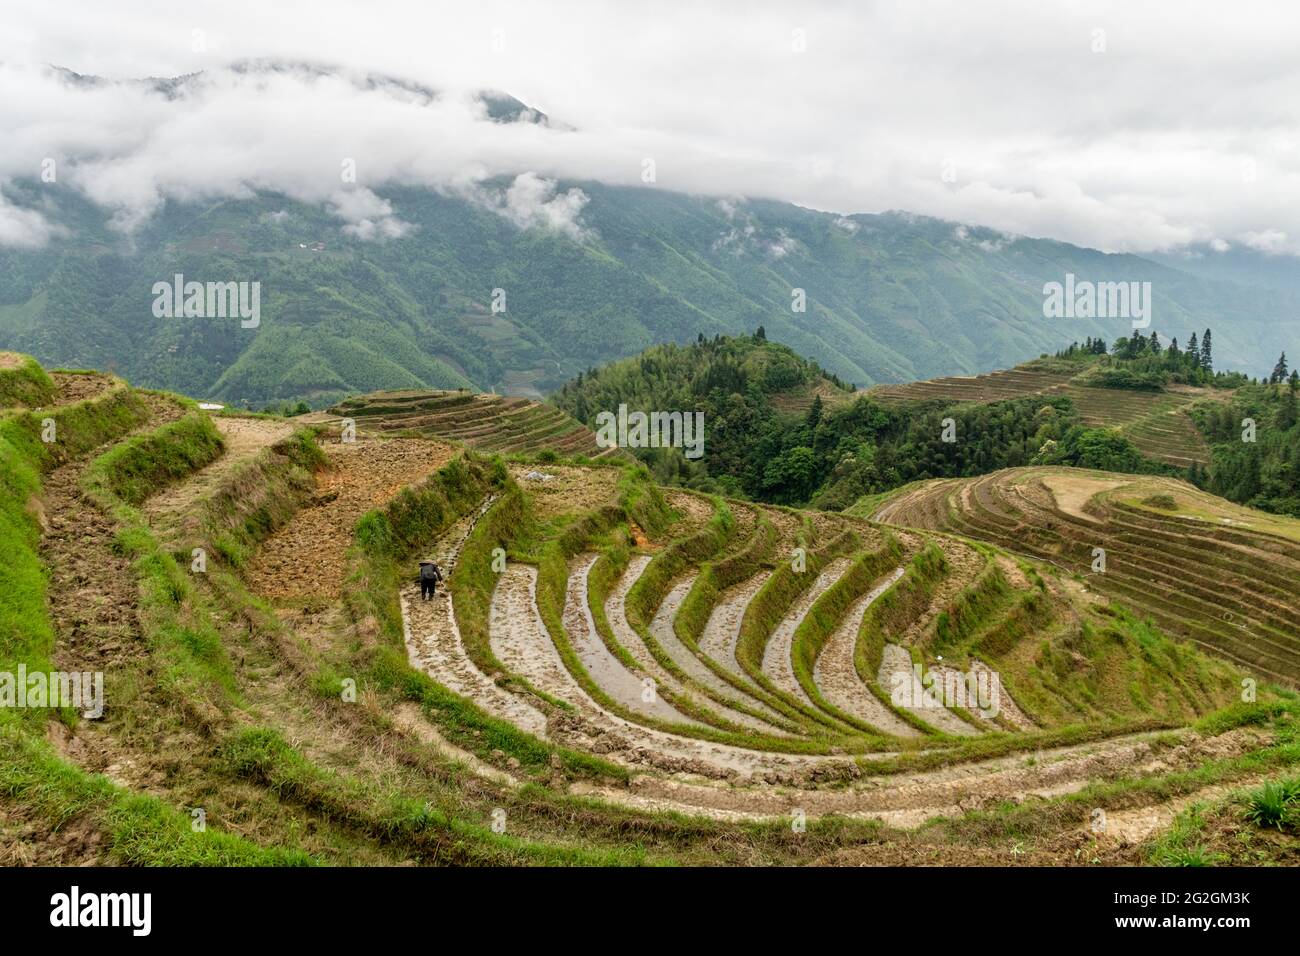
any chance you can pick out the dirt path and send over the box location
[45,394,186,678]
[813,567,919,737]
[144,417,297,540]
[246,436,455,601]
[401,497,549,738]
[761,557,852,706]
[577,727,1264,822]
[1089,773,1272,845]
[878,644,981,736]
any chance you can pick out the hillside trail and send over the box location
[245,436,455,601]
[572,725,1268,824]
[41,392,186,792]
[401,496,550,737]
[144,416,296,539]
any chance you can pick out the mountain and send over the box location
[1150,242,1300,296]
[1,67,1298,407]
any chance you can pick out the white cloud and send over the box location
[1241,229,1296,255]
[0,2,1298,256]
[480,172,590,240]
[0,192,62,247]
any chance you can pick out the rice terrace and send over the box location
[2,3,1300,935]
[3,337,1298,874]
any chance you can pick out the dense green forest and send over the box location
[553,332,1184,508]
[555,331,1300,517]
[1195,377,1300,516]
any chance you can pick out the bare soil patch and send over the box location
[509,463,619,519]
[49,372,117,406]
[246,437,454,601]
[1040,473,1127,522]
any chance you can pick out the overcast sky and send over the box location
[2,0,1298,254]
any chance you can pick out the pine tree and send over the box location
[1187,332,1200,368]
[1200,328,1213,373]
[1149,330,1161,353]
[1270,352,1289,384]
[754,325,766,341]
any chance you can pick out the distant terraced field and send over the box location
[314,388,621,459]
[862,466,1300,686]
[868,360,1221,467]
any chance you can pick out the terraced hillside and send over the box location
[868,360,1219,467]
[320,389,620,459]
[5,352,1298,868]
[862,467,1300,686]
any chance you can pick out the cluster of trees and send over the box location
[1193,376,1300,517]
[1057,327,1246,387]
[555,331,1170,508]
[557,330,1300,517]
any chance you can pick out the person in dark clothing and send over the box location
[419,561,443,600]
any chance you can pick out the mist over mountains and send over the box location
[1,62,1297,406]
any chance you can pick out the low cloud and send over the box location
[2,1,1300,258]
[475,172,590,240]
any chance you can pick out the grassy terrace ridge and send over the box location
[0,352,56,408]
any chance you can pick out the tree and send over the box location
[1200,328,1213,373]
[1187,332,1199,367]
[754,325,766,341]
[804,393,824,432]
[1270,352,1289,384]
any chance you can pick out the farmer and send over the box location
[419,560,444,601]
